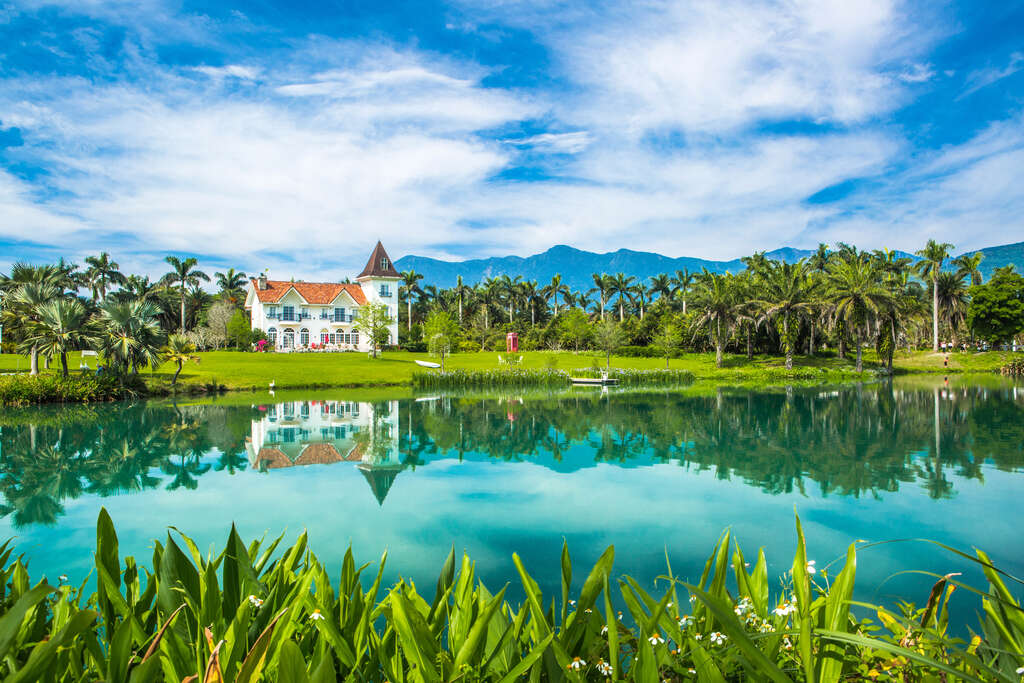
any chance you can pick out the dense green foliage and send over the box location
[1,511,1022,681]
[967,268,1024,344]
[0,373,124,405]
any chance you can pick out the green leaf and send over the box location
[234,608,288,683]
[818,542,856,683]
[277,639,311,683]
[494,632,553,683]
[0,582,55,660]
[815,630,993,683]
[451,585,508,676]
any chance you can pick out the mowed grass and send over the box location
[2,347,1017,391]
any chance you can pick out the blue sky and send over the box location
[1,0,1023,280]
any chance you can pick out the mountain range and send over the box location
[394,241,1024,292]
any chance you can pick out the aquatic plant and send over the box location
[412,367,572,389]
[570,368,696,386]
[1,510,1022,681]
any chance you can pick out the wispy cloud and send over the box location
[958,52,1024,99]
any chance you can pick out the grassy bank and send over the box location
[1,509,1019,682]
[0,349,1017,401]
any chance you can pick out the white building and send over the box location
[244,242,401,352]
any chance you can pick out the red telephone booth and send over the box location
[506,332,519,352]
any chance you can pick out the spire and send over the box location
[358,241,401,279]
[357,464,403,505]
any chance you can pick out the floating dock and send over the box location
[570,376,619,386]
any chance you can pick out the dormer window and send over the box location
[380,258,389,270]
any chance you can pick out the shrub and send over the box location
[0,372,123,405]
[413,368,570,390]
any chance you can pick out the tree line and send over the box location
[401,240,1024,369]
[0,255,253,382]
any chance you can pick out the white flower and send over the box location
[666,602,673,608]
[247,595,264,608]
[58,574,69,583]
[783,635,793,650]
[567,657,585,670]
[688,669,696,675]
[569,600,576,606]
[806,560,816,575]
[309,609,325,621]
[688,595,696,603]
[584,608,592,614]
[773,602,797,617]
[601,625,608,635]
[678,615,693,628]
[617,611,623,621]
[648,633,665,645]
[694,633,703,640]
[710,632,727,645]
[597,660,613,676]
[1016,666,1024,674]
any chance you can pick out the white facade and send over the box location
[243,243,401,353]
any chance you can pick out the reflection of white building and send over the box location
[245,399,403,503]
[243,242,401,352]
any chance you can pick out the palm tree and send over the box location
[952,251,984,286]
[115,275,160,304]
[98,299,164,376]
[5,278,62,375]
[454,275,472,324]
[689,271,737,368]
[914,239,954,352]
[161,256,210,333]
[520,280,541,325]
[499,274,523,323]
[827,259,892,372]
[161,334,200,386]
[590,273,611,321]
[631,281,649,319]
[214,268,248,305]
[649,273,673,302]
[83,252,127,302]
[20,298,97,377]
[400,270,424,331]
[671,269,694,315]
[477,278,502,329]
[936,271,969,345]
[752,260,819,370]
[608,273,636,322]
[542,274,569,316]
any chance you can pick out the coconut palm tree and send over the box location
[161,334,200,386]
[752,260,819,370]
[454,275,472,324]
[161,256,210,332]
[83,252,127,302]
[827,259,892,372]
[98,299,164,376]
[649,273,673,302]
[214,268,248,305]
[590,273,611,321]
[914,239,954,351]
[542,274,569,316]
[114,275,160,304]
[20,298,97,377]
[498,274,523,323]
[608,273,636,322]
[521,280,542,325]
[689,271,737,368]
[631,281,649,319]
[671,269,694,315]
[952,251,985,286]
[400,270,424,331]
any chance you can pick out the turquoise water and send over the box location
[1,378,1022,629]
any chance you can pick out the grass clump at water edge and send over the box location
[1,510,1021,682]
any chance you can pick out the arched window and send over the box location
[267,327,277,345]
[300,328,310,346]
[282,328,294,348]
[320,329,330,345]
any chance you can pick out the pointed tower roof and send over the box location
[358,241,401,279]
[357,463,403,505]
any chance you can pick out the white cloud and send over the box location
[505,131,592,154]
[959,52,1024,100]
[193,64,261,80]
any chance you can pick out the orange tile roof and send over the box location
[250,280,367,306]
[255,447,293,470]
[295,443,344,466]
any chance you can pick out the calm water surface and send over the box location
[2,378,1022,627]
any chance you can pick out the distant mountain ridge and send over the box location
[394,242,1024,292]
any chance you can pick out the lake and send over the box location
[1,377,1022,630]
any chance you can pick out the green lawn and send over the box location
[1,348,1016,392]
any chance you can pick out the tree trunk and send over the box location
[682,298,687,316]
[600,294,605,320]
[180,286,187,332]
[808,321,815,356]
[60,352,69,377]
[855,338,863,373]
[531,303,535,326]
[553,294,559,316]
[173,361,183,386]
[839,337,846,360]
[746,325,752,360]
[932,277,939,352]
[784,317,793,370]
[458,295,462,325]
[619,300,624,322]
[508,304,512,324]
[715,318,723,368]
[408,299,413,331]
[30,345,39,375]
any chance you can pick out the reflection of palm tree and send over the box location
[162,455,211,491]
[214,450,248,475]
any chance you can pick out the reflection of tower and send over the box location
[357,463,403,505]
[352,401,404,505]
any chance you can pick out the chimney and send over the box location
[258,271,268,290]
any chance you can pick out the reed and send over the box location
[0,510,1020,682]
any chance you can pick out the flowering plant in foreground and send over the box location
[0,511,1019,681]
